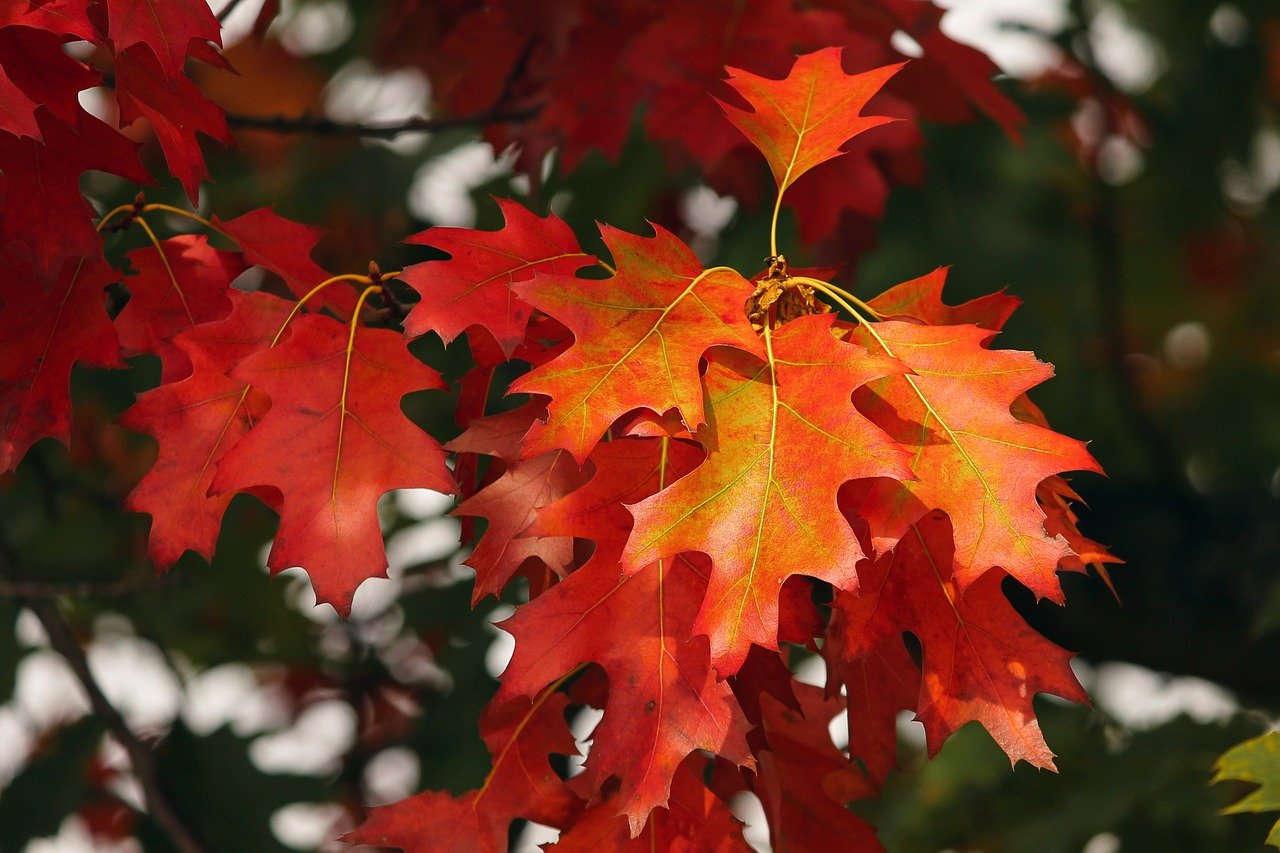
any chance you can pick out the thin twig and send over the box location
[217,0,250,23]
[0,539,205,852]
[223,105,539,139]
[0,573,177,600]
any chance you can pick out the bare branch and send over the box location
[223,106,539,139]
[0,539,205,852]
[0,573,176,600]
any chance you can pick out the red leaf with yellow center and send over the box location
[512,223,763,464]
[623,314,911,675]
[848,319,1102,601]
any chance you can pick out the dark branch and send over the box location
[216,0,250,23]
[0,538,204,852]
[223,106,539,139]
[0,573,176,600]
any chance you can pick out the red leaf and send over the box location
[0,110,148,280]
[848,319,1102,602]
[115,234,246,380]
[547,758,751,851]
[104,0,222,80]
[755,685,882,852]
[718,47,902,197]
[212,207,356,315]
[623,314,910,675]
[120,291,292,568]
[402,198,595,356]
[1,250,124,472]
[114,46,231,202]
[512,223,763,464]
[446,403,589,605]
[344,691,584,853]
[210,313,454,613]
[0,25,100,137]
[830,511,1087,768]
[501,552,753,832]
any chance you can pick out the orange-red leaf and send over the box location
[830,511,1087,768]
[402,198,594,356]
[849,320,1101,602]
[120,291,291,568]
[756,685,882,852]
[624,314,911,675]
[547,758,750,852]
[512,223,762,464]
[344,691,583,853]
[211,313,454,613]
[447,403,588,604]
[718,47,901,196]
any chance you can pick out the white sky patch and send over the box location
[279,0,354,56]
[937,0,1070,78]
[484,605,516,678]
[182,663,291,737]
[408,141,518,226]
[730,790,771,852]
[271,801,347,850]
[27,815,142,853]
[363,746,421,805]
[250,699,357,775]
[1089,3,1165,94]
[566,705,604,779]
[323,59,432,154]
[1087,661,1238,730]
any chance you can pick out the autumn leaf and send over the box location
[114,234,246,380]
[344,691,584,853]
[114,46,231,202]
[402,197,595,356]
[624,314,911,675]
[755,685,883,853]
[547,758,751,852]
[104,0,222,81]
[211,207,355,315]
[0,110,148,280]
[0,25,99,137]
[210,312,454,613]
[511,223,763,464]
[718,47,902,198]
[446,403,588,605]
[1214,731,1280,849]
[120,291,292,569]
[848,319,1101,602]
[0,251,124,472]
[829,511,1087,768]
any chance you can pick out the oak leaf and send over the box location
[0,251,124,472]
[829,511,1087,768]
[402,198,594,357]
[511,223,763,463]
[210,313,454,613]
[624,314,911,675]
[104,0,222,81]
[120,291,292,568]
[114,234,246,380]
[344,691,583,853]
[718,47,902,197]
[848,319,1101,601]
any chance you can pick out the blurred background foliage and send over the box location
[3,0,1280,850]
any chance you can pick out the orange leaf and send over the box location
[719,47,902,196]
[624,314,911,675]
[512,223,762,464]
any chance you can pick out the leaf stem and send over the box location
[769,186,785,258]
[789,276,883,320]
[142,203,235,241]
[96,203,137,233]
[270,274,381,346]
[135,216,197,325]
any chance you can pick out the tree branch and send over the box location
[0,540,204,852]
[223,106,539,139]
[0,574,176,600]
